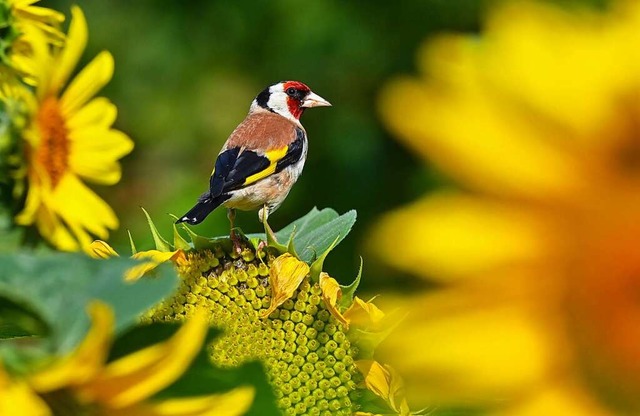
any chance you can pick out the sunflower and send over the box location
[14,6,133,251]
[91,210,414,415]
[372,1,640,414]
[1,0,65,80]
[0,302,255,416]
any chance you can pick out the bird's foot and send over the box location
[230,228,244,255]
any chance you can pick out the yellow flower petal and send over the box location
[68,129,133,185]
[493,384,613,416]
[89,240,120,259]
[369,193,556,282]
[319,272,348,327]
[477,2,638,142]
[126,249,185,282]
[60,50,114,117]
[82,309,209,407]
[50,174,119,244]
[0,379,51,416]
[379,75,584,200]
[33,203,80,251]
[66,97,117,130]
[356,360,411,416]
[260,253,310,318]
[49,6,87,94]
[378,295,554,407]
[14,177,43,226]
[112,386,255,416]
[29,302,114,392]
[343,296,385,330]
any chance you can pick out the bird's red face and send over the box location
[254,81,331,121]
[283,81,312,119]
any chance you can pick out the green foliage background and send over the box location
[43,0,607,289]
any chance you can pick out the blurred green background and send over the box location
[44,0,606,289]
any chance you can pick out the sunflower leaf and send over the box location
[0,252,178,356]
[247,208,357,264]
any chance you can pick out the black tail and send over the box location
[176,193,230,225]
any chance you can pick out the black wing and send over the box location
[209,127,306,197]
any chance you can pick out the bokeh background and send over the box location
[43,0,605,290]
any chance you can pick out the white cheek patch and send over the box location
[267,92,290,115]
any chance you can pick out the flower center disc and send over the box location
[36,96,69,188]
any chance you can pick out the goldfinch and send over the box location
[177,80,331,245]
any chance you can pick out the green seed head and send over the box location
[151,246,362,415]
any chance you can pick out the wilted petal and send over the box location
[261,254,310,318]
[356,360,411,415]
[343,296,385,331]
[319,272,348,327]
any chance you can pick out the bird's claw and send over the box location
[230,228,244,255]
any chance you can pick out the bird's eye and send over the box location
[286,87,296,96]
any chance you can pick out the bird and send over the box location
[176,80,331,249]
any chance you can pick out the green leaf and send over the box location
[248,207,357,264]
[0,252,178,355]
[293,209,356,263]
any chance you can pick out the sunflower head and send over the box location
[122,208,410,415]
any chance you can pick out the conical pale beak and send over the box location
[301,92,332,108]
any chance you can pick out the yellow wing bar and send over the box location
[242,146,288,186]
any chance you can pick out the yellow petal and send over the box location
[319,272,348,328]
[50,174,119,244]
[343,296,385,330]
[0,380,51,416]
[260,254,310,318]
[379,75,584,200]
[82,308,209,407]
[32,202,80,252]
[369,193,556,282]
[493,383,614,416]
[126,250,184,282]
[377,295,554,407]
[14,178,43,226]
[356,360,392,402]
[61,51,114,117]
[68,129,133,185]
[29,302,114,392]
[66,97,117,130]
[355,360,411,415]
[50,6,87,94]
[89,240,120,259]
[110,386,255,416]
[476,2,639,142]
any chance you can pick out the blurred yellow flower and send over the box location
[0,302,254,416]
[14,6,133,251]
[373,1,640,414]
[3,0,65,82]
[5,0,64,43]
